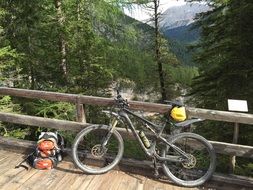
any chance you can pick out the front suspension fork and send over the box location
[101,118,118,147]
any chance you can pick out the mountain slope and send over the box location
[160,3,210,65]
[160,3,209,30]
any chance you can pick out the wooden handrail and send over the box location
[0,87,253,124]
[0,87,169,112]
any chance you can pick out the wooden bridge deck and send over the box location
[0,149,199,190]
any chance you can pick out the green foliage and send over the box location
[189,0,253,114]
[123,139,146,160]
[0,31,22,83]
[168,66,199,87]
[2,127,29,139]
[0,96,28,138]
[34,100,75,120]
[235,158,253,177]
[0,96,21,113]
[189,0,253,175]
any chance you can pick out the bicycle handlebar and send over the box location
[164,100,183,107]
[115,92,129,108]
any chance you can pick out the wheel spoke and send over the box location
[162,133,216,187]
[72,125,123,174]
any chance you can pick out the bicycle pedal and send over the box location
[154,170,160,179]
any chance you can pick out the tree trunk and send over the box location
[54,0,67,82]
[154,0,166,101]
[27,31,35,90]
[76,0,83,72]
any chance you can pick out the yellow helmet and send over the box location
[170,106,187,122]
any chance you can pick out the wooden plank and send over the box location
[44,172,69,190]
[0,112,90,132]
[1,168,39,190]
[115,171,142,190]
[43,170,68,190]
[131,173,146,190]
[109,171,129,190]
[0,87,170,113]
[212,173,253,188]
[143,177,170,190]
[76,102,86,123]
[73,174,96,190]
[0,112,135,139]
[0,153,28,187]
[187,107,253,125]
[18,161,78,190]
[0,168,27,187]
[53,161,94,190]
[0,150,11,161]
[84,172,113,190]
[210,141,253,158]
[70,175,89,190]
[0,87,77,103]
[79,95,170,113]
[143,177,198,190]
[0,152,20,172]
[17,170,55,190]
[0,136,36,154]
[1,135,253,165]
[69,175,87,190]
[46,161,84,190]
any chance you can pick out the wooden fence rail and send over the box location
[0,87,253,158]
[0,87,253,124]
[0,111,253,158]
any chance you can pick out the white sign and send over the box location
[228,99,248,112]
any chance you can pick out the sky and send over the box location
[124,0,187,22]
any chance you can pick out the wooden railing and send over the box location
[0,87,253,188]
[0,87,252,156]
[0,87,253,124]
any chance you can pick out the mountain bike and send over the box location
[72,92,216,187]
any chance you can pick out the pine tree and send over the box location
[189,0,253,175]
[190,0,253,111]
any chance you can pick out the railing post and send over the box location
[76,96,86,123]
[229,122,239,173]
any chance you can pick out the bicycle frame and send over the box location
[72,95,216,187]
[105,107,191,162]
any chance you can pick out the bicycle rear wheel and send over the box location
[162,133,216,187]
[72,125,124,174]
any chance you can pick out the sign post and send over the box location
[227,99,248,173]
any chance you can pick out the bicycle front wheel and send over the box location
[72,125,124,174]
[162,133,216,187]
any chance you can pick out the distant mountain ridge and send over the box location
[160,3,209,30]
[160,3,210,65]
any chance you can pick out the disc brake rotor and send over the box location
[91,144,106,158]
[182,154,197,169]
